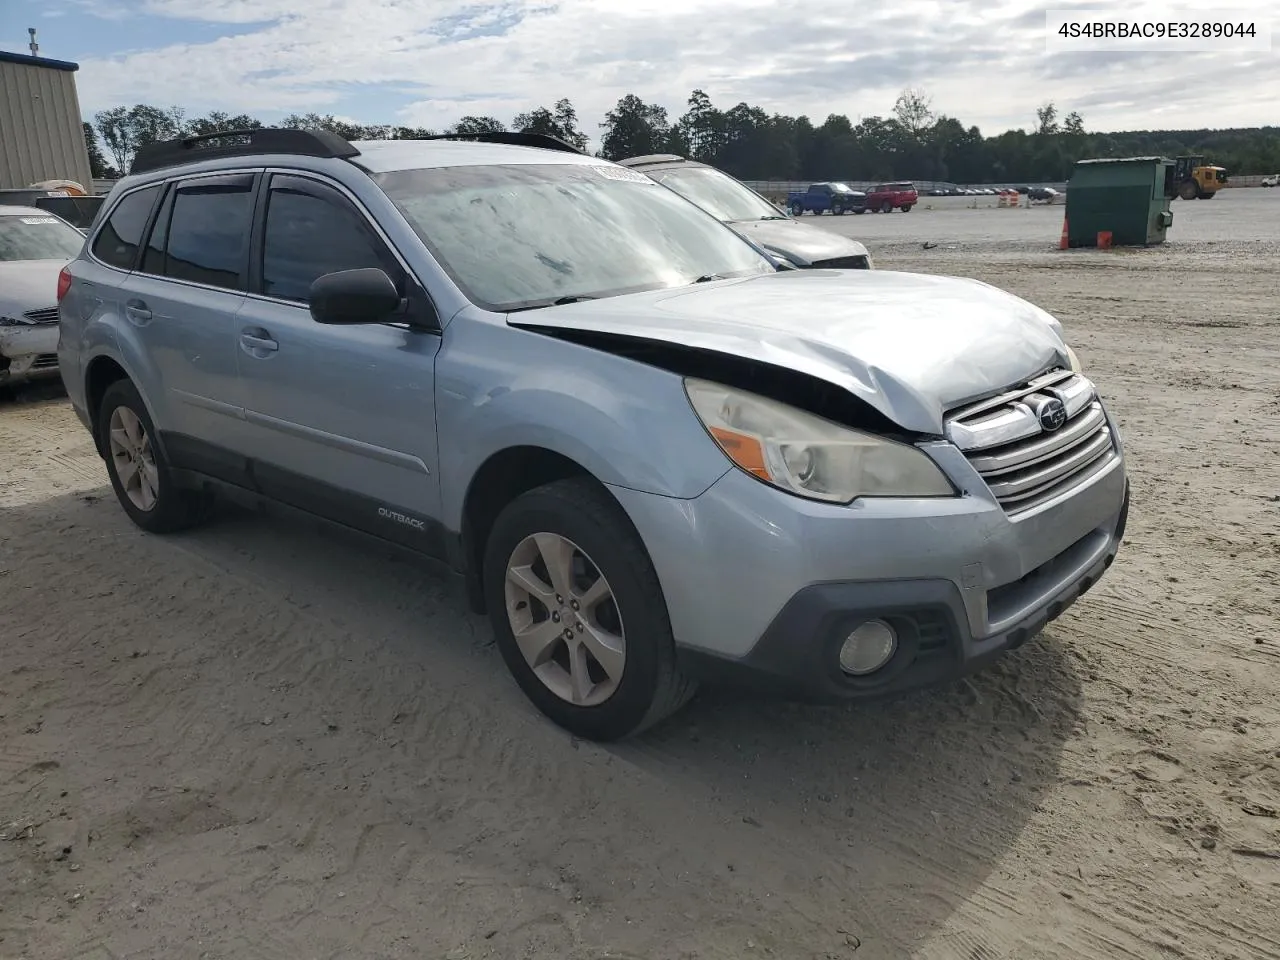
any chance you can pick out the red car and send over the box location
[865,181,918,213]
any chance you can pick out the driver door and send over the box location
[234,172,445,554]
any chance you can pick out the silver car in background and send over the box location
[619,154,874,269]
[0,205,85,388]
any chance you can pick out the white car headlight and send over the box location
[684,378,955,503]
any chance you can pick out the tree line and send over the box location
[85,90,1280,184]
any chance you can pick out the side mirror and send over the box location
[309,268,402,325]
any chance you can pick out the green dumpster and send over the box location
[1065,157,1175,247]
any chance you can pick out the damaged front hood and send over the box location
[728,218,870,266]
[509,269,1070,434]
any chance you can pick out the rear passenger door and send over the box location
[234,172,445,555]
[124,172,257,466]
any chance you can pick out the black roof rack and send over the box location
[422,131,584,155]
[130,128,361,175]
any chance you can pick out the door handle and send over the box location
[239,328,279,356]
[124,299,152,322]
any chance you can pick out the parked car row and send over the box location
[39,128,1129,741]
[927,185,1061,199]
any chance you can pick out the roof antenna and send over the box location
[28,27,39,57]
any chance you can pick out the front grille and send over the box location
[23,306,59,325]
[946,369,1118,515]
[32,354,59,369]
[812,255,870,270]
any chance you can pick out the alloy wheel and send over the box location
[108,406,159,512]
[504,532,626,706]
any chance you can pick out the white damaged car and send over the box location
[0,205,86,388]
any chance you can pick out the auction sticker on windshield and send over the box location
[20,217,60,225]
[594,165,653,183]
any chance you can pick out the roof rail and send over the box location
[130,128,361,175]
[423,131,584,155]
[617,154,686,167]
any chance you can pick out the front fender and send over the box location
[435,314,731,531]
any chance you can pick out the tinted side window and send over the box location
[261,180,400,303]
[163,176,254,291]
[141,187,174,275]
[91,186,159,270]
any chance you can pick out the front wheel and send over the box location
[832,204,845,216]
[853,206,866,215]
[483,478,696,741]
[880,201,893,213]
[789,202,804,216]
[1197,191,1215,199]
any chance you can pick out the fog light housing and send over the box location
[838,620,898,676]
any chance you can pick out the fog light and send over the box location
[839,620,898,676]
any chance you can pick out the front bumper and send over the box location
[0,324,60,384]
[679,483,1126,702]
[606,430,1128,702]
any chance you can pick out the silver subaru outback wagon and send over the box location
[57,128,1128,741]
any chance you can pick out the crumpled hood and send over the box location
[728,219,870,266]
[0,260,66,318]
[510,269,1070,434]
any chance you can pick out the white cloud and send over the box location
[73,0,1280,133]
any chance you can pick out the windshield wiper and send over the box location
[506,295,598,313]
[757,215,789,221]
[692,274,723,283]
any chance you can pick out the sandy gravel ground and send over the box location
[2,192,1278,960]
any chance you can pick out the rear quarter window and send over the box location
[91,185,160,270]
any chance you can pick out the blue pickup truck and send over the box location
[786,182,867,216]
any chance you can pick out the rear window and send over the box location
[158,176,255,291]
[92,185,160,269]
[0,214,86,262]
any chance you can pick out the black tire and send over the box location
[832,204,845,216]
[900,204,913,213]
[482,477,696,741]
[789,202,804,216]
[1198,191,1214,199]
[97,379,207,534]
[853,206,866,215]
[1177,181,1198,201]
[880,201,893,213]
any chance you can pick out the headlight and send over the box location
[684,378,955,503]
[1065,345,1082,372]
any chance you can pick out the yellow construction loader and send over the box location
[1172,155,1227,200]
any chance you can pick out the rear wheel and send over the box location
[98,379,207,533]
[483,478,696,741]
[1177,180,1198,201]
[900,204,913,212]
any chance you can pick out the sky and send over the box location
[1,0,1276,147]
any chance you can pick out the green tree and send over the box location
[1035,102,1059,136]
[599,94,669,160]
[450,116,506,135]
[892,88,935,141]
[82,121,112,178]
[677,89,724,161]
[186,111,263,136]
[93,104,184,172]
[513,98,588,151]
